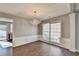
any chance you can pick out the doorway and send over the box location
[0,18,13,48]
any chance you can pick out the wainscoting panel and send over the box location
[13,35,39,47]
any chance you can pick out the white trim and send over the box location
[69,13,76,52]
[39,37,76,52]
[13,35,39,47]
[0,18,13,22]
[39,37,68,48]
[40,39,62,46]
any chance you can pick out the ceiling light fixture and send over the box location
[30,10,41,26]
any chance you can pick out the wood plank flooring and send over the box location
[13,41,79,56]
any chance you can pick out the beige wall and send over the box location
[0,12,37,38]
[60,15,70,38]
[38,14,70,38]
[75,3,79,50]
[13,18,37,38]
[13,17,38,47]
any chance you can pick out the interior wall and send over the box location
[0,13,37,38]
[38,23,42,35]
[13,18,37,37]
[38,14,70,49]
[0,13,37,37]
[60,15,70,38]
[39,14,70,39]
[76,13,79,50]
[0,13,38,47]
[75,3,79,51]
[13,17,38,47]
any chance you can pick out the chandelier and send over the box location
[30,10,41,26]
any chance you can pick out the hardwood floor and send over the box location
[0,46,12,56]
[13,41,79,56]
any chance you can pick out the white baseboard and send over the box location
[39,39,62,48]
[13,35,77,53]
[13,40,38,47]
[13,35,39,47]
[39,37,76,52]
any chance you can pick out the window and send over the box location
[0,24,7,40]
[42,23,50,40]
[51,23,61,43]
[10,24,13,32]
[42,22,61,43]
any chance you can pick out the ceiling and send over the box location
[0,3,71,20]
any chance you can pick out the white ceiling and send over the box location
[0,3,71,20]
